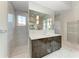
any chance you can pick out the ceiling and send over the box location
[32,1,72,11]
[11,1,72,14]
[11,1,28,12]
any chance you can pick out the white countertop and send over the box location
[29,30,61,40]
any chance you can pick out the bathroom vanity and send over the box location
[29,9,61,58]
[30,33,61,58]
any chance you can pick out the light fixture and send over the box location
[36,15,39,24]
[36,15,39,20]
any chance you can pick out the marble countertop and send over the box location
[29,30,61,40]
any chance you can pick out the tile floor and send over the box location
[11,42,79,58]
[43,41,79,58]
[11,46,28,58]
[43,47,79,58]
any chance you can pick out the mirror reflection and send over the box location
[29,10,54,30]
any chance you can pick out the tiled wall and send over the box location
[67,21,79,44]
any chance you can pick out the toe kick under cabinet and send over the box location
[31,36,61,58]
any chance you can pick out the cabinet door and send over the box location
[32,40,39,58]
[32,36,61,58]
[48,37,54,52]
[52,36,61,52]
[38,39,49,57]
[32,38,49,58]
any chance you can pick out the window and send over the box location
[17,15,26,26]
[8,14,13,22]
[8,14,14,31]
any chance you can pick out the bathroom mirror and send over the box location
[29,10,54,30]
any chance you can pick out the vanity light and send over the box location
[36,15,39,20]
[36,15,39,24]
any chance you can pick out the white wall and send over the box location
[66,2,79,44]
[0,2,8,30]
[0,1,8,57]
[72,2,79,21]
[54,15,62,34]
[55,10,74,46]
[55,2,79,47]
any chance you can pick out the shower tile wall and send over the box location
[67,21,79,44]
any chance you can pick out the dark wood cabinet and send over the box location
[32,36,61,58]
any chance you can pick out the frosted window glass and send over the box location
[17,15,26,26]
[8,14,13,22]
